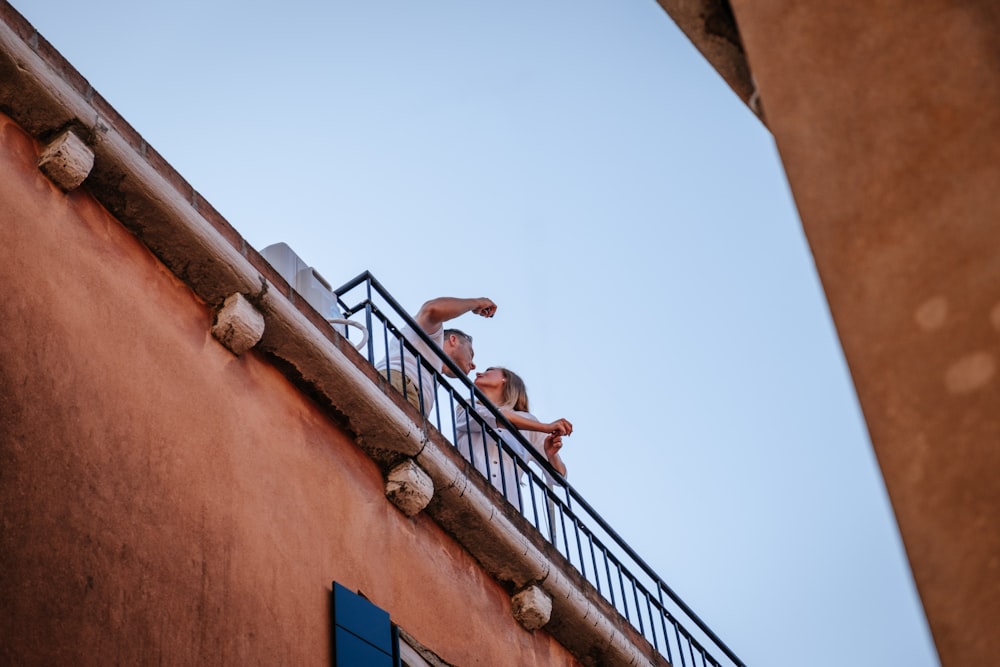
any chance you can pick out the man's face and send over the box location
[444,336,476,377]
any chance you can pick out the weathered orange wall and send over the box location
[0,113,577,666]
[728,3,1000,666]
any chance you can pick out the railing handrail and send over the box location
[331,271,745,667]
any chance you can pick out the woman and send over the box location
[454,367,571,506]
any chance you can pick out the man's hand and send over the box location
[472,298,497,318]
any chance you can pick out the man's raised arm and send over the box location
[414,297,497,333]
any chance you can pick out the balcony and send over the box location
[318,269,746,667]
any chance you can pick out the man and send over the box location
[376,296,497,413]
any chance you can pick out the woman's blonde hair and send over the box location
[492,367,530,412]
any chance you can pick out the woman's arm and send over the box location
[497,410,570,476]
[499,410,573,436]
[543,434,568,476]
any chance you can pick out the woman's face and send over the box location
[474,367,505,391]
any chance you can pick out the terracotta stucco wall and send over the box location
[0,113,577,667]
[728,2,1000,666]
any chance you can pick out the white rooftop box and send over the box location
[260,242,366,349]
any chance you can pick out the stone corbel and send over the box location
[511,584,552,631]
[212,293,265,355]
[385,459,434,517]
[38,129,94,191]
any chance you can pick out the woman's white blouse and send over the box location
[454,405,547,504]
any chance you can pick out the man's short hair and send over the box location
[444,328,472,344]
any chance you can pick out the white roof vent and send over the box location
[260,242,367,350]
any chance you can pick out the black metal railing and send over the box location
[331,271,746,667]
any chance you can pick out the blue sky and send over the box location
[19,2,940,665]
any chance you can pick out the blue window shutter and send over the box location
[332,582,398,667]
[334,627,394,667]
